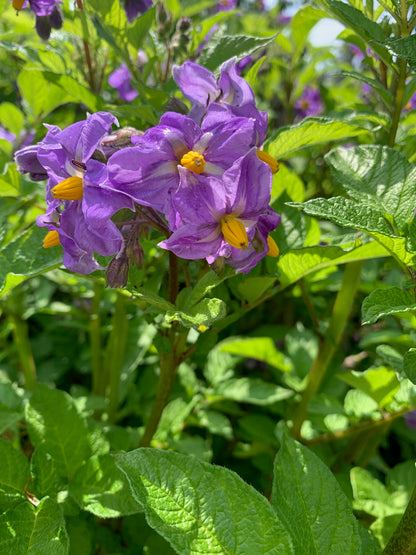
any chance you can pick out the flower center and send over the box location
[43,230,60,249]
[266,235,279,257]
[51,176,83,200]
[180,151,205,174]
[12,0,25,10]
[221,215,248,250]
[256,150,279,174]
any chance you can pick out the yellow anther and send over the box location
[257,150,279,173]
[43,230,60,249]
[266,235,279,257]
[198,324,208,332]
[221,215,248,250]
[180,151,206,174]
[13,0,25,10]
[51,176,83,200]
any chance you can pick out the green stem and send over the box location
[139,328,188,447]
[384,485,416,554]
[90,281,104,396]
[387,0,409,147]
[9,312,36,391]
[291,261,364,440]
[106,293,128,424]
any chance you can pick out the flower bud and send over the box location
[126,235,145,269]
[106,253,129,288]
[101,127,143,149]
[35,15,52,41]
[49,5,63,30]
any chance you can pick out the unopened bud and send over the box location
[156,2,173,38]
[164,97,189,115]
[106,253,129,288]
[210,256,225,274]
[49,5,63,30]
[177,17,191,32]
[101,127,143,149]
[126,236,145,269]
[35,15,52,40]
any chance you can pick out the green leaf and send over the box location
[115,448,292,554]
[188,267,234,307]
[291,6,327,52]
[214,377,293,405]
[30,446,61,500]
[276,242,390,291]
[237,276,277,304]
[344,389,379,418]
[362,287,416,325]
[272,433,364,554]
[317,0,391,66]
[25,385,92,479]
[167,297,226,327]
[338,367,400,408]
[293,197,392,235]
[69,454,142,518]
[198,30,276,72]
[385,35,416,71]
[338,71,394,107]
[0,103,24,136]
[0,498,69,555]
[351,467,400,518]
[266,118,368,159]
[404,348,416,384]
[17,69,73,120]
[0,224,62,297]
[326,146,416,231]
[0,439,30,511]
[218,337,291,372]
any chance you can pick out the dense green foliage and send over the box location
[2,0,416,553]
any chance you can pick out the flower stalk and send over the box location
[291,261,364,440]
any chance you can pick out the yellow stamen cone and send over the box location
[257,150,279,173]
[180,151,206,174]
[13,0,25,10]
[43,230,60,249]
[52,176,83,200]
[221,216,248,250]
[266,235,279,257]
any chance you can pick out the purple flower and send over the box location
[295,87,323,118]
[122,0,152,22]
[159,149,280,273]
[106,109,255,212]
[16,112,133,274]
[172,57,268,144]
[236,55,253,75]
[216,0,237,11]
[404,92,416,112]
[11,0,63,39]
[108,63,138,102]
[278,13,291,25]
[405,410,416,430]
[11,0,60,16]
[0,127,16,143]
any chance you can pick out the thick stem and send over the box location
[168,252,179,305]
[106,293,128,424]
[90,281,104,396]
[9,312,36,391]
[384,485,416,555]
[75,0,97,92]
[139,328,188,447]
[291,261,364,440]
[387,0,409,147]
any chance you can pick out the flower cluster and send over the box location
[10,0,63,40]
[16,57,280,281]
